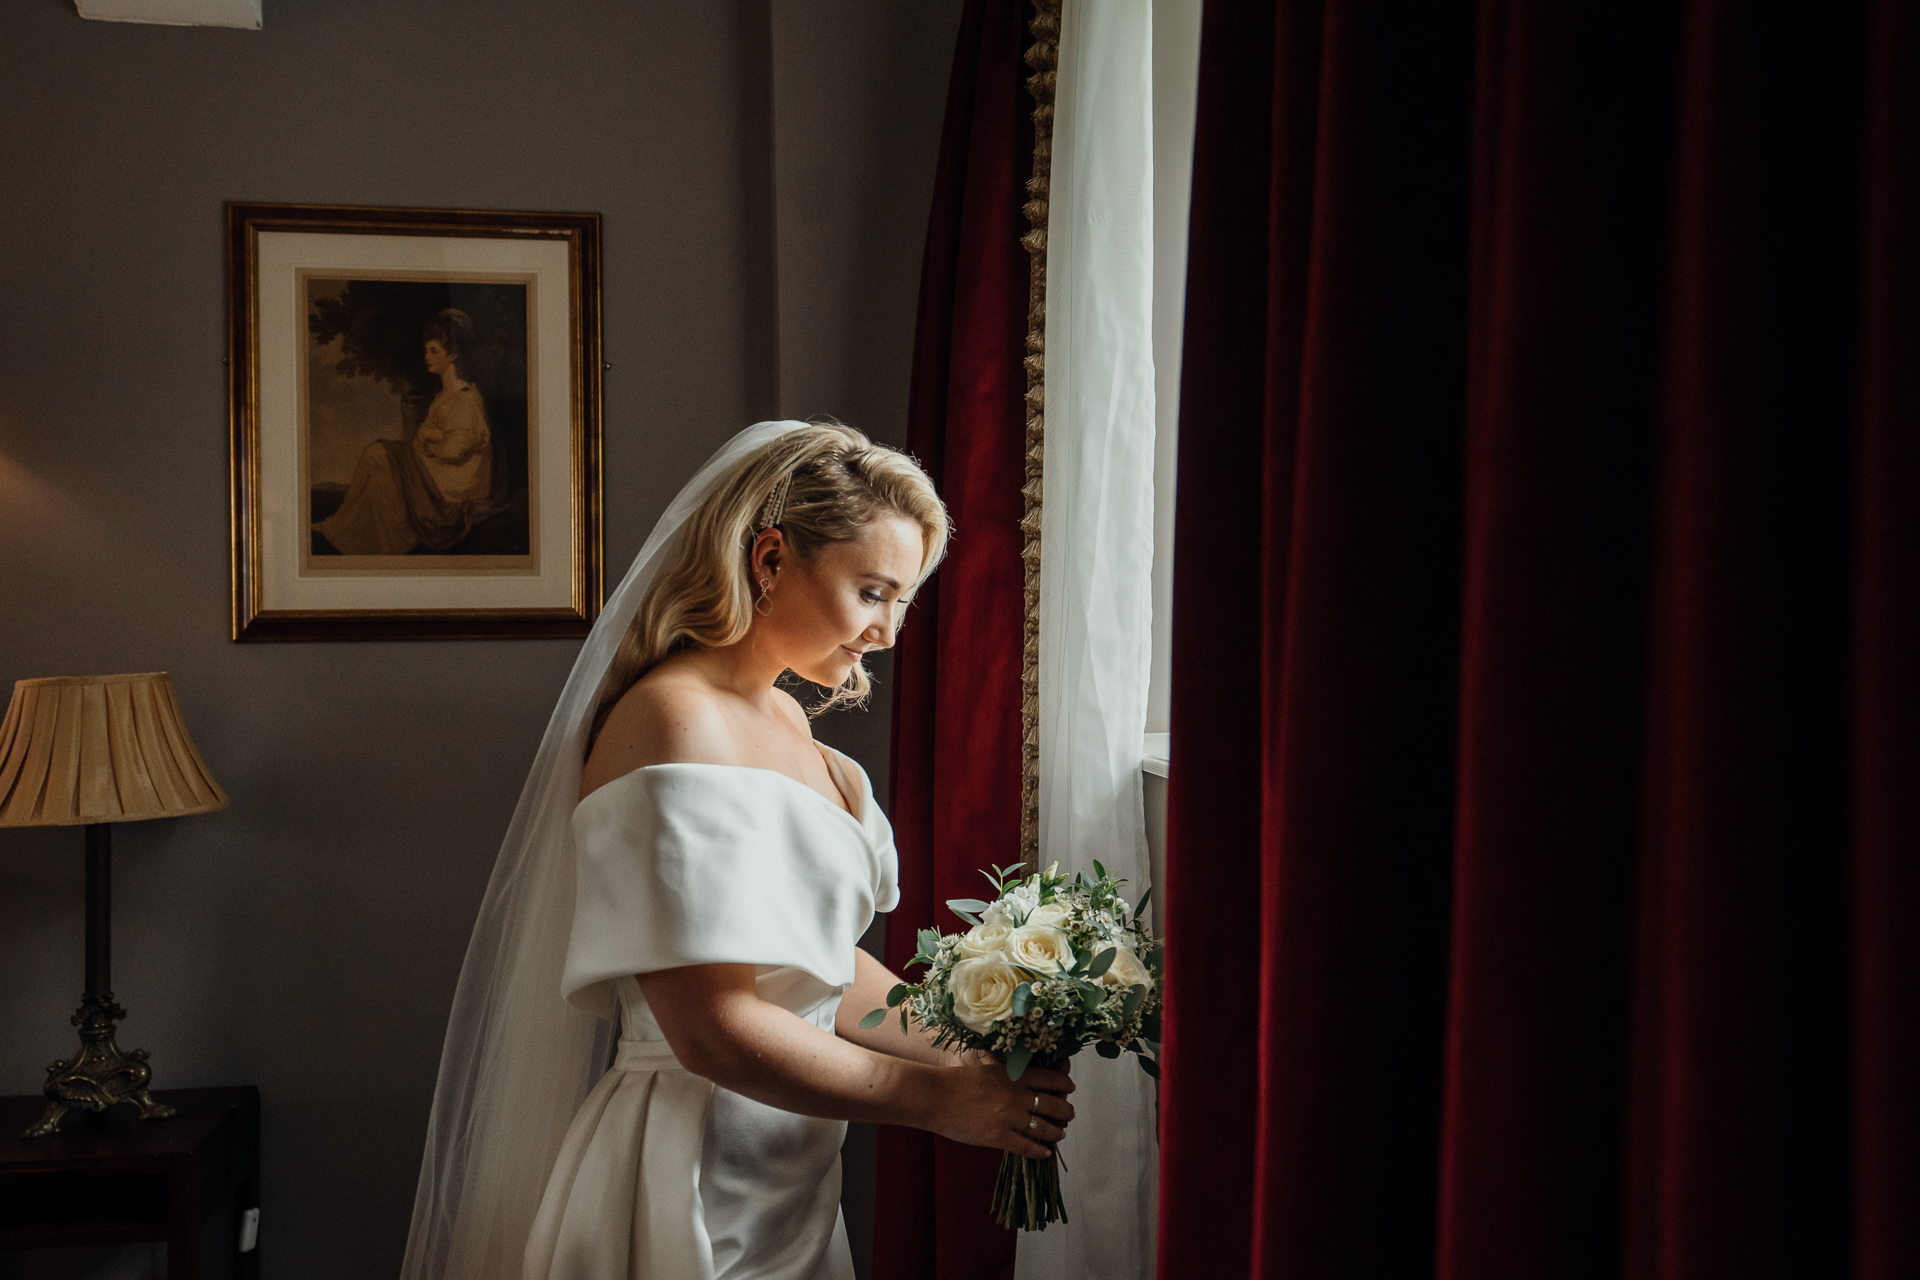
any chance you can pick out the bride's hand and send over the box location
[933,1061,1075,1159]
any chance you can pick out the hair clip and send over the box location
[760,472,793,532]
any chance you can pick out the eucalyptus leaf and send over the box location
[1077,984,1103,1014]
[1133,885,1153,919]
[1011,982,1034,1017]
[1088,947,1117,980]
[984,863,1025,894]
[1073,947,1093,974]
[1121,984,1147,1020]
[858,1008,887,1029]
[1140,1009,1162,1042]
[1005,1044,1035,1081]
[900,1006,910,1034]
[1095,1039,1121,1059]
[919,929,942,959]
[886,983,911,1008]
[947,898,991,915]
[1138,1054,1161,1079]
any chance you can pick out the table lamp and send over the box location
[0,673,228,1139]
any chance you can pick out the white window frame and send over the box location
[1142,0,1202,908]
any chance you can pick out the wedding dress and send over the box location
[523,750,898,1280]
[401,421,885,1280]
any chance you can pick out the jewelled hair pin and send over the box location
[759,473,793,533]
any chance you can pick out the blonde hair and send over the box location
[588,423,949,747]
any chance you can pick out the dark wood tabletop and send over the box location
[0,1086,260,1276]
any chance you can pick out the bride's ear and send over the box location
[747,528,785,583]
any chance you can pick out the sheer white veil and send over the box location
[400,420,810,1280]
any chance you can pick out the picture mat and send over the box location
[257,231,574,612]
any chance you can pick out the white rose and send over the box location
[1004,924,1076,975]
[948,957,1021,1033]
[1099,945,1153,992]
[1026,901,1073,929]
[958,919,1014,958]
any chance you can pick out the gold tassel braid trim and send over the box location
[1019,0,1061,867]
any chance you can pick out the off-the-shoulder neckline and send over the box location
[579,744,871,830]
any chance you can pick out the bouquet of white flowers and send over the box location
[860,860,1162,1230]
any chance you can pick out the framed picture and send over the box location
[227,202,603,640]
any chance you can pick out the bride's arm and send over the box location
[837,946,965,1066]
[637,962,1072,1159]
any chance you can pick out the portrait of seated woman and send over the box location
[307,288,533,560]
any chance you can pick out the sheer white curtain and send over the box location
[1017,1,1159,1276]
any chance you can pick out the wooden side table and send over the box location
[0,1086,260,1278]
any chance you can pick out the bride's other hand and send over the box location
[936,1062,1075,1160]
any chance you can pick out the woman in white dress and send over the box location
[402,422,1073,1280]
[314,308,504,555]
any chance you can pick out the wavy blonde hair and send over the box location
[588,422,949,748]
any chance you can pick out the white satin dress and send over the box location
[525,746,899,1280]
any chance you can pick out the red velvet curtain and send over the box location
[1854,2,1920,1276]
[1160,1,1919,1278]
[874,0,1031,1276]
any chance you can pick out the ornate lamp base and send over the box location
[23,992,176,1139]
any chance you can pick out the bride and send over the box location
[402,421,1074,1280]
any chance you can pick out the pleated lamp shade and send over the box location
[0,673,228,827]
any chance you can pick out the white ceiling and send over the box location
[75,0,261,28]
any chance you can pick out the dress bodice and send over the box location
[414,385,491,503]
[528,745,894,1280]
[562,746,900,1027]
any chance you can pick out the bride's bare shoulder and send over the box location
[580,668,737,800]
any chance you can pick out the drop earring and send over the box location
[756,575,774,617]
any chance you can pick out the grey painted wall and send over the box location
[0,1,957,1276]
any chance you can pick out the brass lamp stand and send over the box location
[0,673,229,1139]
[27,822,176,1137]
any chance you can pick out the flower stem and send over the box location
[987,1053,1071,1229]
[990,1149,1068,1230]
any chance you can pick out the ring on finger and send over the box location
[1031,1093,1041,1113]
[1027,1115,1037,1133]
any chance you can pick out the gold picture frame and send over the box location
[228,202,603,641]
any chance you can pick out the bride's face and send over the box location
[761,514,923,688]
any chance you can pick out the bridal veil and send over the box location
[400,420,809,1280]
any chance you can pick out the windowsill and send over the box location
[1141,733,1169,931]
